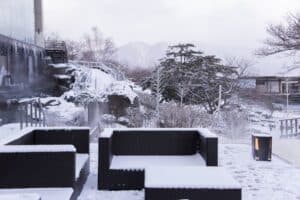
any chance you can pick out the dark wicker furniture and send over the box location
[98,128,218,190]
[145,166,242,200]
[0,127,90,200]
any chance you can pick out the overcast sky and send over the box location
[44,0,300,73]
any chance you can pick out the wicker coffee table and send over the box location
[145,166,241,200]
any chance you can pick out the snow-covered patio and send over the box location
[79,143,300,200]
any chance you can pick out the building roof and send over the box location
[242,67,300,79]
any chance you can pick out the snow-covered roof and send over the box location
[0,145,76,153]
[145,166,241,189]
[243,67,300,79]
[279,67,300,78]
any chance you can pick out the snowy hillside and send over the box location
[114,41,293,75]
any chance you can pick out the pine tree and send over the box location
[142,43,238,114]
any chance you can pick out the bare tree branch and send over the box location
[257,13,300,56]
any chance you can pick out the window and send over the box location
[256,80,265,85]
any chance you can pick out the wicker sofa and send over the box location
[98,128,218,190]
[0,127,90,200]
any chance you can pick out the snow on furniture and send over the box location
[146,166,240,189]
[98,128,218,190]
[0,127,90,200]
[0,188,73,200]
[145,166,241,200]
[110,155,206,170]
[0,194,41,200]
[0,145,76,153]
[0,146,76,188]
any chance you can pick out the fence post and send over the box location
[280,120,283,136]
[38,108,42,127]
[43,110,46,127]
[290,119,293,135]
[25,103,28,127]
[34,105,38,127]
[19,106,23,130]
[290,119,294,136]
[285,120,288,136]
[30,102,33,127]
[296,119,298,135]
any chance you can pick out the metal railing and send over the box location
[18,98,46,129]
[280,118,300,137]
[69,60,125,81]
[45,41,67,51]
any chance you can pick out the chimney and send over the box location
[34,0,44,47]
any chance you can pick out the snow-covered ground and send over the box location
[79,143,143,200]
[2,60,300,199]
[221,144,300,200]
[41,97,85,126]
[0,123,24,144]
[78,143,300,200]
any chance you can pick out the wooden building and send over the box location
[239,68,300,103]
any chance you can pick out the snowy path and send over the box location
[220,144,300,200]
[78,144,144,200]
[0,123,24,145]
[273,139,300,168]
[79,143,300,200]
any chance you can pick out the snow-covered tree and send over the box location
[46,27,117,63]
[143,44,238,114]
[81,27,117,62]
[257,13,300,56]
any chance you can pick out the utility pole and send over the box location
[156,67,161,121]
[286,80,289,113]
[217,85,222,111]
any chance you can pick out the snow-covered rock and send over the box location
[101,114,117,123]
[64,64,138,105]
[103,81,137,104]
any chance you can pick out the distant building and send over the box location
[0,0,44,89]
[240,68,300,102]
[240,76,300,95]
